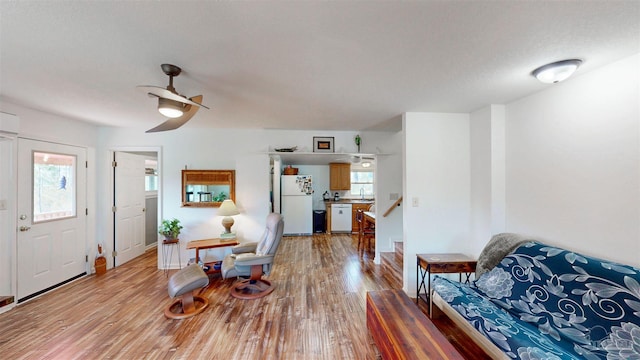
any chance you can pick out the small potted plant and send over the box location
[159,218,183,241]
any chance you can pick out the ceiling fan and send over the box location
[138,64,209,133]
[334,155,376,166]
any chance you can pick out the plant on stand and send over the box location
[159,218,183,242]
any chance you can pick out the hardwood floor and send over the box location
[0,234,396,359]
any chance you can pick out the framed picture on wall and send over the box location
[313,137,334,153]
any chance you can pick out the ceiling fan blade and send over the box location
[137,86,210,109]
[145,98,202,133]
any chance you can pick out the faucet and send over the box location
[360,188,364,200]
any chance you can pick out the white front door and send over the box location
[113,152,146,266]
[17,139,87,302]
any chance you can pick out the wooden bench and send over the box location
[366,289,464,360]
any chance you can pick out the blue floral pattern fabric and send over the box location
[433,242,640,360]
[434,277,580,359]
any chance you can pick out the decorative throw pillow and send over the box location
[475,233,532,278]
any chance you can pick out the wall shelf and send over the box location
[267,151,379,166]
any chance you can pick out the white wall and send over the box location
[403,112,470,295]
[0,100,98,148]
[364,130,403,255]
[98,127,401,267]
[505,54,640,267]
[470,105,506,258]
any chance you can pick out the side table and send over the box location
[186,238,239,275]
[416,253,477,316]
[162,238,181,277]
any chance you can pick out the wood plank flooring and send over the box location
[0,234,397,359]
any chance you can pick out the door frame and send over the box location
[0,134,18,313]
[105,146,162,269]
[14,136,95,303]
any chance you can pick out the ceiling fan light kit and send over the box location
[157,97,184,118]
[138,63,209,132]
[532,59,582,84]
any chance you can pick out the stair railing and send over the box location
[383,196,402,217]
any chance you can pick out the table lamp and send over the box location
[218,199,240,239]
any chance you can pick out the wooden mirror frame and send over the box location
[181,170,235,208]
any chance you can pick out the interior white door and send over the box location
[113,152,146,266]
[17,138,87,302]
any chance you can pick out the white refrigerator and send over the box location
[281,175,313,235]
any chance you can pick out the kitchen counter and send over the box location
[324,199,375,234]
[323,199,374,204]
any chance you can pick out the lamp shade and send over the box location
[532,59,582,84]
[158,97,184,118]
[218,200,239,238]
[218,200,240,216]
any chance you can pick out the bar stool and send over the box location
[162,238,181,276]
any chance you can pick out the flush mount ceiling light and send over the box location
[532,59,583,84]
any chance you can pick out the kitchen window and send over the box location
[350,170,374,197]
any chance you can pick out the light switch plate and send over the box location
[0,199,6,210]
[389,193,399,200]
[412,197,419,207]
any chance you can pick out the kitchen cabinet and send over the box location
[351,203,372,233]
[330,163,351,190]
[325,200,374,234]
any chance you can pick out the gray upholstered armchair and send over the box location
[221,213,284,299]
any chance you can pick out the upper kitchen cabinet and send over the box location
[329,163,351,190]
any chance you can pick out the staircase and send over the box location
[380,241,403,289]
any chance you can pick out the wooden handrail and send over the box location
[383,196,402,217]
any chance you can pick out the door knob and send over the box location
[19,226,31,232]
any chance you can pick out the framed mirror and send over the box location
[182,170,235,207]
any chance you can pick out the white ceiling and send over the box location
[1,1,638,132]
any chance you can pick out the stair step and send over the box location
[394,241,404,256]
[393,241,404,262]
[380,251,402,289]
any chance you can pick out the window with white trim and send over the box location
[33,151,76,222]
[350,170,374,197]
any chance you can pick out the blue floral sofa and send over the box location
[432,241,640,360]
